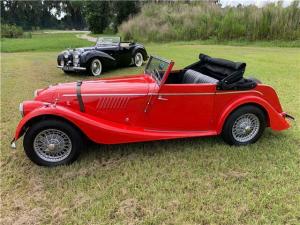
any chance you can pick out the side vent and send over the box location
[97,96,129,111]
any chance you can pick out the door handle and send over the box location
[158,95,168,101]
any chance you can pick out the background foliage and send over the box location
[2,1,299,42]
[119,1,300,42]
[1,24,24,38]
[1,0,140,34]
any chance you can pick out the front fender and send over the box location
[80,50,116,67]
[15,104,219,145]
[216,96,290,134]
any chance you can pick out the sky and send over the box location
[219,0,295,7]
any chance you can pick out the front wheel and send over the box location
[222,105,266,145]
[133,52,144,67]
[23,119,83,166]
[88,58,102,76]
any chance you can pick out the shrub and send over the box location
[119,1,300,42]
[1,24,24,38]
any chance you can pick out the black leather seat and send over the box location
[183,69,218,84]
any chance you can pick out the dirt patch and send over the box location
[221,170,249,180]
[76,33,96,42]
[111,198,145,225]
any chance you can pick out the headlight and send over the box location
[63,51,69,58]
[19,103,24,117]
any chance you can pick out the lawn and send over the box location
[1,32,91,53]
[1,38,300,224]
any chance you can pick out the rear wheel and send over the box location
[222,105,266,145]
[133,52,143,67]
[24,119,83,166]
[88,58,102,76]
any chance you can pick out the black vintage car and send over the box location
[57,37,148,76]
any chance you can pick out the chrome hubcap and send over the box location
[134,53,143,67]
[91,59,102,76]
[232,113,260,143]
[33,129,72,162]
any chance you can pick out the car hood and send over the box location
[35,74,151,103]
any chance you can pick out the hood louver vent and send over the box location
[97,96,129,111]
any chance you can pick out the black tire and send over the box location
[87,58,102,76]
[133,51,144,67]
[23,119,83,166]
[222,105,266,145]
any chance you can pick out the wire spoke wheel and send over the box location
[232,113,260,143]
[33,129,72,162]
[134,52,143,67]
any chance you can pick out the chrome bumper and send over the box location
[283,113,295,121]
[57,65,86,71]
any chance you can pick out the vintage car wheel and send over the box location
[133,52,143,67]
[88,58,102,76]
[23,119,83,166]
[222,105,266,145]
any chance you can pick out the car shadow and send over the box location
[78,136,225,166]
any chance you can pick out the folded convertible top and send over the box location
[185,53,257,90]
[199,54,246,71]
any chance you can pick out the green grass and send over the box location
[2,31,300,54]
[1,32,91,53]
[1,42,300,224]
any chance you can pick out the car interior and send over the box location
[120,42,134,48]
[165,54,258,90]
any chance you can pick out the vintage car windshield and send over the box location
[96,37,120,46]
[145,56,170,85]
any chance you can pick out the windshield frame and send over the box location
[96,36,121,46]
[144,55,172,86]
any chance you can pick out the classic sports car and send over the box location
[12,54,293,166]
[57,37,148,76]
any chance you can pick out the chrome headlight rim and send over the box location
[73,50,80,58]
[19,103,24,117]
[63,51,69,59]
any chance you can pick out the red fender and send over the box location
[215,95,290,134]
[14,104,217,145]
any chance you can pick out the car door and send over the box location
[144,83,216,131]
[116,44,132,66]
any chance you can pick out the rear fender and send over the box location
[216,96,290,134]
[132,46,148,60]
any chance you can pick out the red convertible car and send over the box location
[12,54,293,166]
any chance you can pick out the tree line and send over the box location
[1,1,140,34]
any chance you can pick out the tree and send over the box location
[2,0,60,30]
[112,1,140,32]
[60,1,86,29]
[84,1,110,33]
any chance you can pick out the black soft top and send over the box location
[185,54,257,90]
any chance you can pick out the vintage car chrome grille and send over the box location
[97,96,129,110]
[72,52,80,66]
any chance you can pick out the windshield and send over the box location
[96,37,120,46]
[145,56,171,84]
